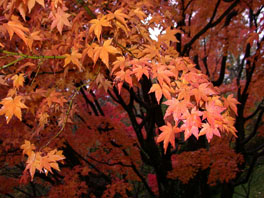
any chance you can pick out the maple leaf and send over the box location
[191,83,217,104]
[95,73,112,92]
[11,73,24,89]
[149,83,172,104]
[27,31,42,51]
[41,149,65,174]
[27,0,45,13]
[223,94,239,115]
[64,48,83,71]
[112,56,127,74]
[108,9,129,25]
[0,96,27,123]
[149,84,163,103]
[20,140,36,156]
[159,27,181,46]
[181,108,203,140]
[221,114,238,137]
[157,122,181,153]
[155,65,175,85]
[93,39,119,68]
[203,100,225,128]
[199,123,221,142]
[3,15,29,45]
[50,7,71,34]
[114,69,133,91]
[89,16,111,41]
[23,146,65,180]
[132,8,147,20]
[107,9,130,34]
[132,62,149,81]
[164,98,193,122]
[25,151,42,181]
[44,90,67,107]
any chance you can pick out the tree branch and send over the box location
[213,55,227,86]
[182,0,239,55]
[242,108,264,145]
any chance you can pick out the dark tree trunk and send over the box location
[221,183,234,198]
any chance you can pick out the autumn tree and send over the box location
[0,0,263,198]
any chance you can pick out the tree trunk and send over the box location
[221,183,234,198]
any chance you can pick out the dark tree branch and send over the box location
[242,108,264,145]
[77,85,99,116]
[246,142,264,155]
[213,55,227,86]
[202,56,210,76]
[245,99,264,121]
[14,187,32,197]
[86,154,132,167]
[90,90,105,116]
[111,86,145,146]
[64,142,111,182]
[235,149,264,186]
[110,141,156,197]
[193,54,200,70]
[182,0,239,55]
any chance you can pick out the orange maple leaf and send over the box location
[3,15,29,45]
[22,141,65,181]
[93,39,119,68]
[44,90,67,107]
[157,122,181,153]
[155,65,175,85]
[0,96,27,123]
[11,73,24,89]
[164,98,192,122]
[27,0,45,13]
[159,27,181,46]
[27,31,42,51]
[149,83,172,104]
[50,7,71,34]
[181,108,203,140]
[107,9,130,35]
[89,16,111,41]
[199,123,221,142]
[132,62,149,81]
[20,140,36,156]
[223,94,240,115]
[25,151,42,181]
[191,83,217,104]
[203,101,225,128]
[149,84,163,103]
[64,48,83,71]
